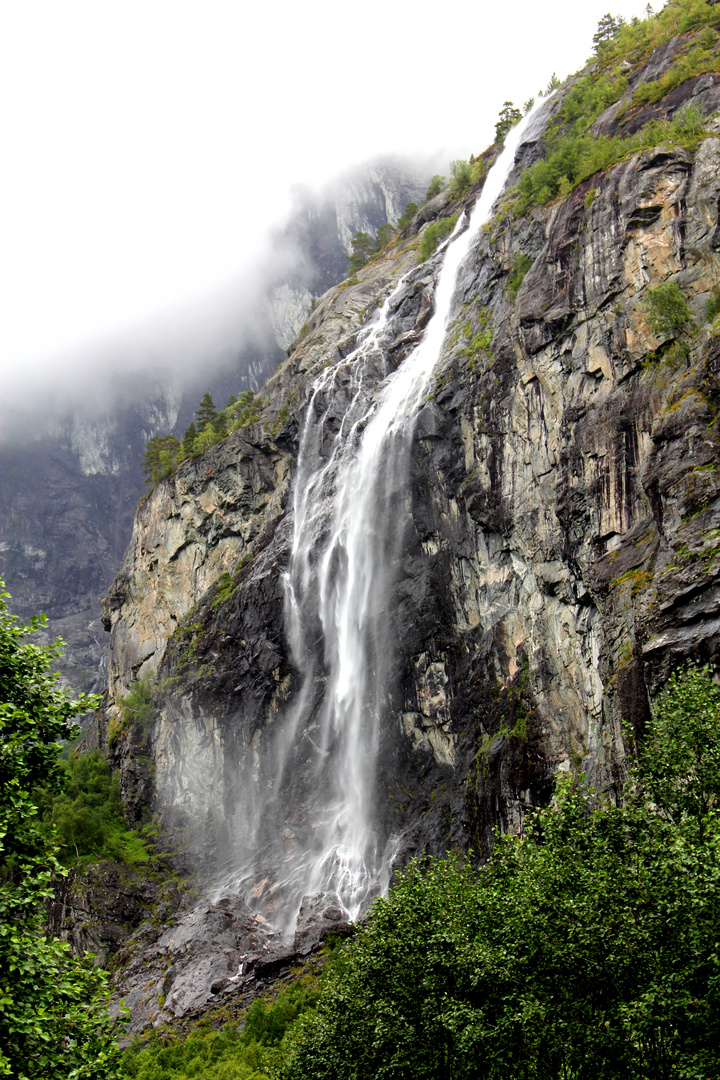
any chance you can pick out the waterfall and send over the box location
[227,108,539,934]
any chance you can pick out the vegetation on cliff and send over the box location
[0,582,122,1078]
[509,0,719,214]
[142,390,265,488]
[280,667,720,1080]
[115,666,720,1079]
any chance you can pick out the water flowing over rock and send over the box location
[83,77,720,1033]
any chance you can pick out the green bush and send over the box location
[705,289,720,323]
[281,667,720,1080]
[120,980,320,1079]
[450,159,473,197]
[644,280,696,339]
[424,175,445,202]
[419,215,458,260]
[38,750,149,865]
[506,252,534,299]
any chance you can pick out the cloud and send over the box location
[0,0,650,429]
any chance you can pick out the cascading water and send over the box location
[227,108,539,935]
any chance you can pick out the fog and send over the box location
[0,0,651,433]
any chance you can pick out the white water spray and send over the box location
[226,109,540,932]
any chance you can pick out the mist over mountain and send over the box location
[0,157,429,690]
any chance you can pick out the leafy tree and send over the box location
[523,96,535,114]
[348,231,374,275]
[0,582,122,1077]
[195,391,218,431]
[644,281,697,340]
[424,175,446,202]
[544,71,562,93]
[495,101,523,142]
[450,159,473,196]
[282,667,720,1080]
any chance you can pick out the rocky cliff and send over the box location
[75,9,720,1033]
[0,162,426,695]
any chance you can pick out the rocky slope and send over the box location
[0,162,426,694]
[69,11,720,1034]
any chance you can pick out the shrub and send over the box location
[419,215,458,260]
[38,751,150,865]
[705,289,720,323]
[506,252,534,299]
[424,175,446,202]
[282,667,720,1080]
[450,159,473,197]
[644,280,696,339]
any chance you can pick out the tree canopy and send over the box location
[0,582,121,1078]
[281,667,720,1080]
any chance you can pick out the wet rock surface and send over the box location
[78,57,720,1034]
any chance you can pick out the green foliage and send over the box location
[141,389,266,489]
[373,223,396,253]
[495,101,522,143]
[424,175,446,202]
[195,391,218,431]
[0,581,121,1077]
[512,105,709,216]
[38,751,149,866]
[593,12,624,51]
[509,1,717,218]
[644,280,697,341]
[120,980,320,1079]
[348,231,374,274]
[450,159,473,197]
[397,201,419,231]
[121,673,155,733]
[506,252,534,299]
[419,214,458,260]
[282,666,720,1080]
[705,288,720,323]
[142,435,182,487]
[461,307,494,372]
[181,420,197,456]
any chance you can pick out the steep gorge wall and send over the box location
[85,44,720,1029]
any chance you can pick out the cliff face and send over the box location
[0,164,425,695]
[88,27,720,1031]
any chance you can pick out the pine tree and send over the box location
[495,102,523,142]
[182,420,197,455]
[348,232,374,275]
[593,13,620,50]
[195,391,217,431]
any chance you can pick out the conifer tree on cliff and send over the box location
[195,391,217,432]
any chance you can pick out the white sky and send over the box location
[0,0,651,414]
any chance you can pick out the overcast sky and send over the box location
[1,0,651,418]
